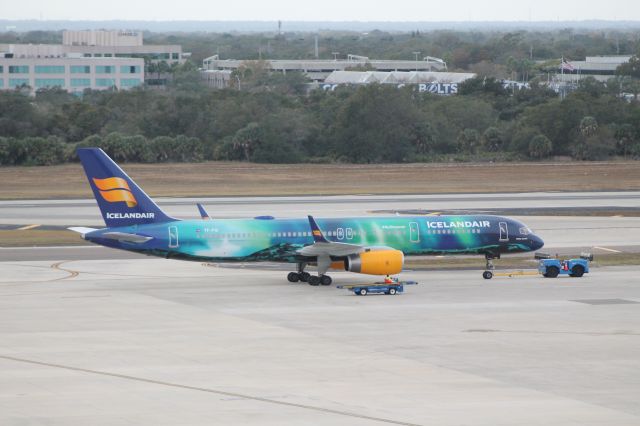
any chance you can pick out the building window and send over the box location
[149,53,170,60]
[120,78,141,87]
[104,54,113,57]
[35,65,65,74]
[94,53,103,58]
[83,53,92,57]
[35,78,65,88]
[0,66,3,73]
[0,79,3,88]
[95,65,114,74]
[71,65,91,74]
[71,78,90,87]
[172,53,179,60]
[120,65,140,74]
[95,78,116,87]
[9,78,30,88]
[9,65,29,74]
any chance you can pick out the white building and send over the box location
[557,55,632,82]
[0,30,185,64]
[324,70,474,85]
[0,56,144,95]
[201,69,233,89]
[63,30,143,47]
[320,70,476,95]
[202,54,447,83]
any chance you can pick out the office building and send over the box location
[0,56,144,94]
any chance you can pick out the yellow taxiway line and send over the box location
[16,224,41,231]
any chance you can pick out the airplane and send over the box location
[69,148,544,284]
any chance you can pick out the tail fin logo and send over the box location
[92,177,137,208]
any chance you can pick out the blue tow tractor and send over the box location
[337,281,419,296]
[537,253,592,278]
[482,253,593,279]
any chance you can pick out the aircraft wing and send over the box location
[298,241,363,257]
[297,216,364,257]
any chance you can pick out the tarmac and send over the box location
[2,191,640,225]
[2,191,640,424]
[1,257,639,425]
[3,191,640,255]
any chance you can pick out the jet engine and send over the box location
[344,249,404,275]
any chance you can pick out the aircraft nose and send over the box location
[530,234,544,251]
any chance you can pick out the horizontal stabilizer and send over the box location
[67,227,99,238]
[101,232,153,244]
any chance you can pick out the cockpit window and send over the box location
[519,227,532,235]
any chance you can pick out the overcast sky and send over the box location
[4,0,640,22]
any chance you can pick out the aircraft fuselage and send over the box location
[83,215,544,263]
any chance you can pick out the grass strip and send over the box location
[0,230,89,247]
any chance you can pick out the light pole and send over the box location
[413,51,421,71]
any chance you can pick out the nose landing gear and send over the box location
[482,253,499,280]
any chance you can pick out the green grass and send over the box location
[3,160,640,200]
[0,230,89,247]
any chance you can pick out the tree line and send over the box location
[1,73,639,166]
[1,27,640,166]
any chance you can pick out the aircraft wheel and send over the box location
[389,288,397,295]
[299,272,311,282]
[358,288,368,296]
[308,275,321,286]
[287,272,300,283]
[482,271,493,280]
[570,265,585,277]
[544,266,560,278]
[320,275,332,286]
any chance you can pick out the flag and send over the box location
[560,59,575,72]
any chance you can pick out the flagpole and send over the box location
[561,56,564,99]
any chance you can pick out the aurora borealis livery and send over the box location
[71,148,544,285]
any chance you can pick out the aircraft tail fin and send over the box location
[77,148,176,227]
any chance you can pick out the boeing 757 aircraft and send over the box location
[70,148,544,284]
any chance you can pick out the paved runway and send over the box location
[2,191,640,226]
[2,191,640,255]
[1,258,639,425]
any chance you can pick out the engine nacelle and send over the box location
[345,249,404,275]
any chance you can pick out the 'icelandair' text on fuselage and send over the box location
[426,220,490,229]
[106,212,155,219]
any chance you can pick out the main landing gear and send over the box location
[482,254,499,280]
[307,275,332,286]
[287,262,332,286]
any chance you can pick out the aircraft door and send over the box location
[499,222,508,242]
[168,225,179,248]
[410,222,420,243]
